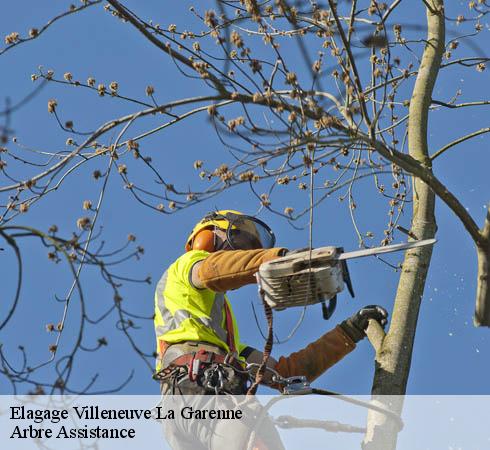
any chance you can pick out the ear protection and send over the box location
[191,229,216,252]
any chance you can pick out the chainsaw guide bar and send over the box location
[258,239,436,311]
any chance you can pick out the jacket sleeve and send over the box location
[274,325,356,384]
[197,247,286,292]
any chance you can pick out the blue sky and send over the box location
[0,1,489,395]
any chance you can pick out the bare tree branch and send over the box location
[430,126,490,160]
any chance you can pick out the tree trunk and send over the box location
[362,1,445,448]
[474,206,490,326]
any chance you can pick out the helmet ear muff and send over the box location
[191,229,216,252]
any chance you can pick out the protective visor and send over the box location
[218,212,276,250]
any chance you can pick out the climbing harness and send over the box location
[154,348,249,395]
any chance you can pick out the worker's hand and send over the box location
[339,305,388,343]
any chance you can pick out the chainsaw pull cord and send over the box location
[247,273,274,396]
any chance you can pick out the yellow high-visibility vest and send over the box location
[154,250,247,371]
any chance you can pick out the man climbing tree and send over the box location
[153,209,389,448]
[154,209,388,395]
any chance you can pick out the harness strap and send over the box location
[170,350,244,372]
[224,300,237,353]
[158,340,169,357]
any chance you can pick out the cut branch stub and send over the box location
[366,319,386,356]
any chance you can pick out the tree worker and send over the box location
[153,210,389,395]
[153,210,388,449]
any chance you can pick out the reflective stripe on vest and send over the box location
[155,270,228,345]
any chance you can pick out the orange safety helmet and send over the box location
[185,210,275,252]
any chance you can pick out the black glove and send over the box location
[339,305,388,343]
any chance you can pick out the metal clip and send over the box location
[246,362,281,378]
[203,367,214,390]
[191,358,200,379]
[216,367,224,394]
[203,365,225,394]
[224,351,238,365]
[281,376,313,395]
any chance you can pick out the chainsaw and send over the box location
[257,239,436,319]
